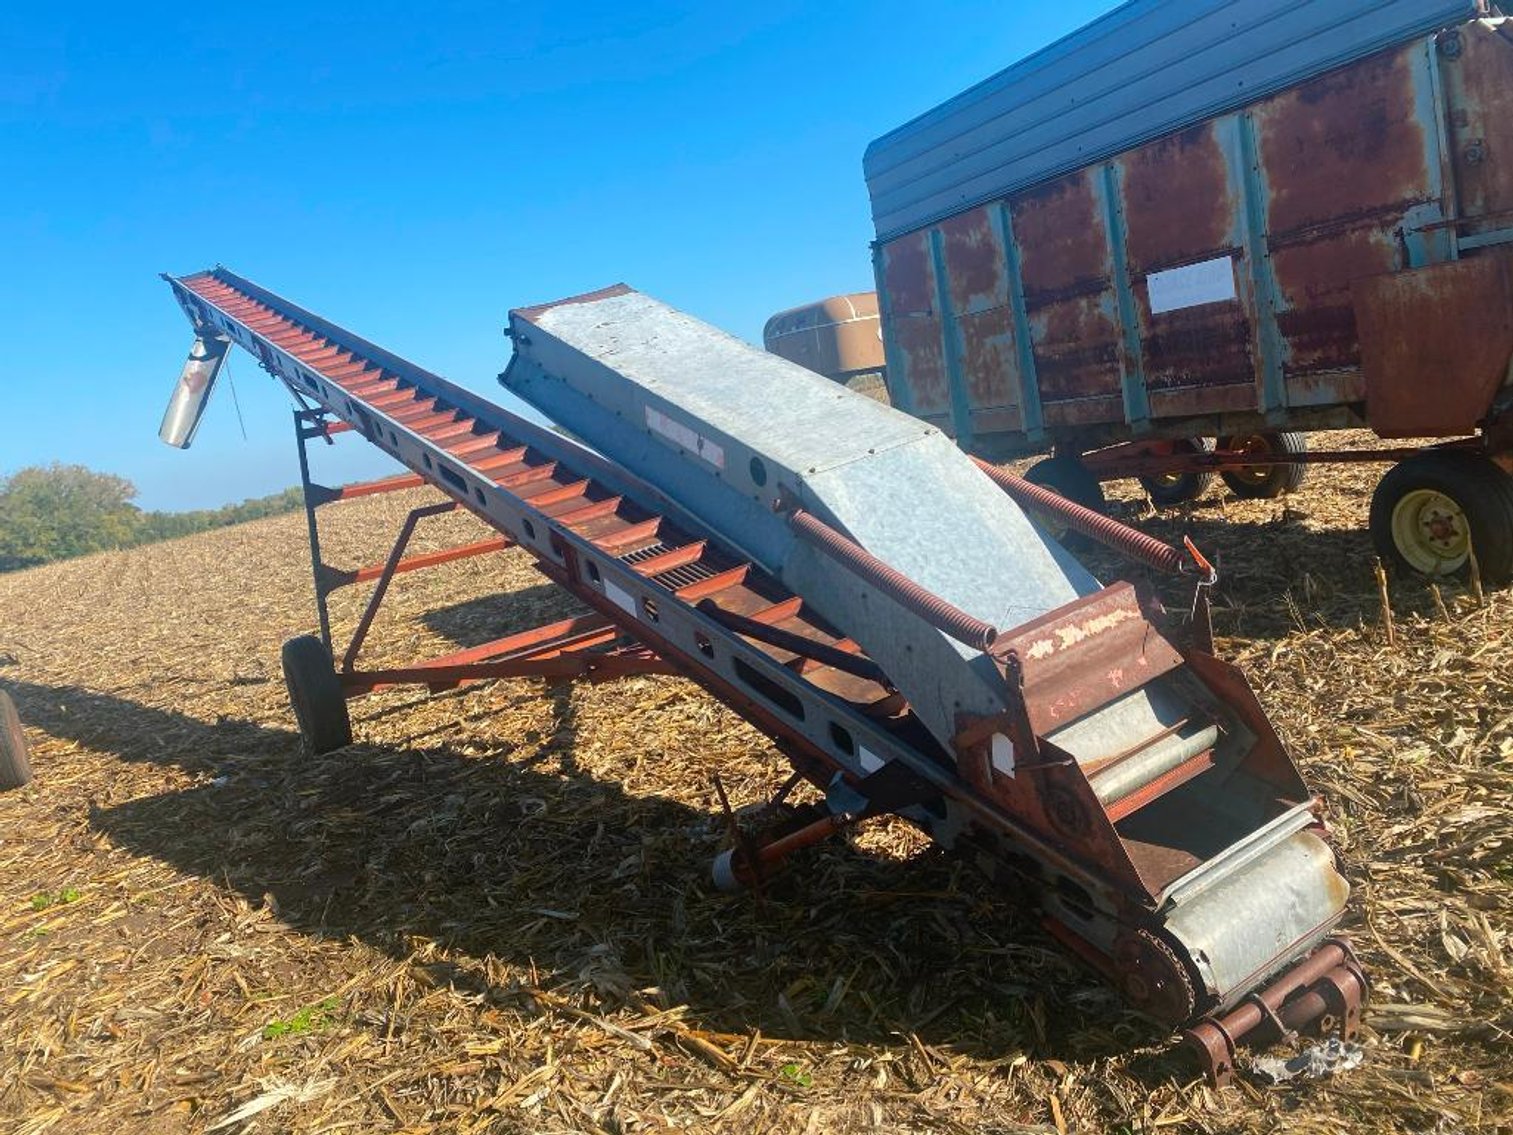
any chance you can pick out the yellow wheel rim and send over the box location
[1391,488,1470,574]
[1228,435,1273,487]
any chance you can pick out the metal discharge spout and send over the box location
[159,334,231,449]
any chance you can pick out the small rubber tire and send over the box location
[281,635,353,754]
[0,691,33,791]
[1218,432,1308,499]
[1139,438,1217,508]
[1024,456,1107,550]
[1369,452,1513,585]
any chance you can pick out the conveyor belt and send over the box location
[160,266,1363,1083]
[177,272,913,714]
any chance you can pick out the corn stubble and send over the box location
[0,431,1507,1134]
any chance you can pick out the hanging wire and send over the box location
[223,353,249,441]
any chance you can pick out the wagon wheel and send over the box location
[0,691,33,791]
[281,635,354,754]
[1138,437,1216,508]
[1217,431,1307,499]
[1024,456,1107,551]
[1369,452,1513,586]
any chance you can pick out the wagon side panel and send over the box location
[1012,169,1125,430]
[1116,121,1257,420]
[1253,44,1438,407]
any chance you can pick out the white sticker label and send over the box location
[645,405,726,470]
[990,733,1016,778]
[1146,255,1238,315]
[857,746,886,774]
[603,578,638,617]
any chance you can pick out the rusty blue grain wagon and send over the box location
[864,0,1513,582]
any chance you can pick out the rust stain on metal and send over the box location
[1029,293,1121,408]
[1250,47,1436,391]
[1013,170,1125,417]
[1121,123,1236,270]
[1142,309,1255,394]
[939,206,1024,414]
[1443,23,1513,221]
[1271,227,1401,377]
[1355,251,1513,436]
[1147,383,1257,419]
[881,232,935,315]
[940,207,1008,313]
[959,307,1020,413]
[1013,169,1109,293]
[1257,49,1431,236]
[873,21,1512,466]
[1284,369,1363,408]
[1117,121,1255,395]
[1184,938,1367,1087]
[993,582,1182,733]
[890,313,950,415]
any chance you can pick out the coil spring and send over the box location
[971,459,1190,575]
[786,509,998,652]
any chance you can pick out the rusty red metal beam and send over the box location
[338,612,662,695]
[418,613,621,668]
[340,649,674,695]
[695,599,889,685]
[1080,438,1479,480]
[330,536,512,589]
[332,471,428,501]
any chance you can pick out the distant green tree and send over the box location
[0,464,141,570]
[0,464,305,572]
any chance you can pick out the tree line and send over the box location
[0,464,304,572]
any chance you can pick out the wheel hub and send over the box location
[1392,488,1469,573]
[1229,435,1272,486]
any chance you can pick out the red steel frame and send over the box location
[1078,434,1486,481]
[291,409,676,699]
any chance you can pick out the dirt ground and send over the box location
[0,436,1508,1134]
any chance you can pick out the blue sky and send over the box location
[2,1,1117,510]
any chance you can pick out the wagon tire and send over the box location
[0,691,33,791]
[1218,432,1308,499]
[1025,456,1107,550]
[1369,452,1513,586]
[281,635,353,754]
[1139,437,1216,507]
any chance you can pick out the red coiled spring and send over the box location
[971,458,1193,576]
[786,509,998,652]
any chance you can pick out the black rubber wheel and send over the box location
[1369,452,1513,585]
[1024,456,1107,549]
[1025,456,1108,512]
[1139,438,1217,508]
[281,635,353,754]
[1218,431,1308,499]
[0,690,33,791]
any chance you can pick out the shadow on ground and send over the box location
[2,677,1184,1078]
[1080,498,1458,644]
[420,581,590,650]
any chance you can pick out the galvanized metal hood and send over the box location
[503,286,1099,631]
[501,286,1108,746]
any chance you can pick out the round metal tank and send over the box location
[763,293,885,393]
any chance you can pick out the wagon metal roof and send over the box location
[864,0,1479,241]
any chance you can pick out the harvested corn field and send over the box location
[0,440,1509,1134]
